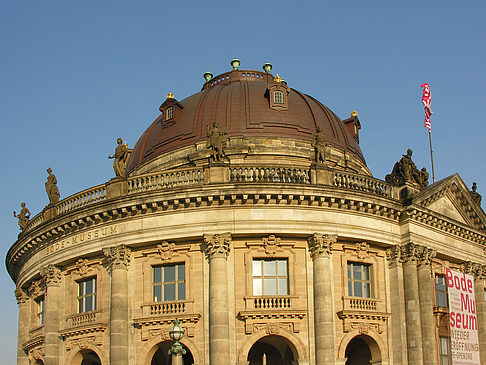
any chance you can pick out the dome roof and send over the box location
[127,68,365,173]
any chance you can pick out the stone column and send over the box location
[308,233,337,365]
[15,287,30,365]
[400,243,424,364]
[204,233,231,364]
[464,262,486,364]
[386,246,408,365]
[104,245,131,365]
[416,246,437,365]
[40,264,62,365]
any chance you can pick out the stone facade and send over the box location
[6,64,486,365]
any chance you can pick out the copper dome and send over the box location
[127,68,365,173]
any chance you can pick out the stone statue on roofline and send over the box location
[13,202,30,231]
[311,126,329,164]
[108,138,129,177]
[45,168,60,204]
[385,148,429,188]
[206,121,228,163]
[470,182,482,206]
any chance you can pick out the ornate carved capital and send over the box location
[386,245,401,266]
[103,244,131,271]
[15,287,29,305]
[307,233,337,259]
[204,233,231,258]
[399,243,421,264]
[416,246,436,267]
[28,280,43,298]
[463,261,486,280]
[40,264,62,286]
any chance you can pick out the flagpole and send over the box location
[428,130,436,183]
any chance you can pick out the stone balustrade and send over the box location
[230,166,310,184]
[342,296,378,311]
[141,300,192,317]
[66,310,102,328]
[127,168,204,193]
[57,185,106,215]
[245,296,293,310]
[334,172,391,197]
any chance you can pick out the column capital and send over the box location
[307,233,337,259]
[104,244,131,271]
[416,246,436,267]
[386,245,401,266]
[204,232,231,258]
[40,264,62,286]
[463,261,486,280]
[399,242,421,264]
[15,287,29,306]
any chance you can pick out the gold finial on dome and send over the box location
[351,110,358,117]
[274,74,282,83]
[166,92,174,99]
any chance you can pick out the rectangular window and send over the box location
[78,277,97,313]
[153,264,185,302]
[439,337,452,365]
[274,91,283,104]
[166,106,174,120]
[36,297,45,325]
[347,262,371,297]
[252,259,288,296]
[435,276,448,308]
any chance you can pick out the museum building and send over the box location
[6,60,486,365]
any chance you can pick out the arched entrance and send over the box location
[79,350,102,365]
[247,335,297,365]
[151,341,194,365]
[343,334,385,365]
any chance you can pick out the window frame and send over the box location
[439,336,452,365]
[166,106,174,121]
[273,91,284,104]
[77,276,97,313]
[347,262,372,298]
[35,296,45,325]
[435,275,449,308]
[152,263,186,302]
[252,258,289,296]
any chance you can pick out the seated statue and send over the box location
[385,149,428,188]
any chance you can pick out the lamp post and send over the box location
[168,318,186,365]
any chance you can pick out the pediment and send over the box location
[412,174,486,232]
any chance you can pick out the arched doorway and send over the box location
[248,335,297,365]
[79,350,102,365]
[345,336,374,365]
[151,341,194,365]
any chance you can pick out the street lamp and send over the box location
[168,318,186,365]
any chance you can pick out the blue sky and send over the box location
[1,1,485,362]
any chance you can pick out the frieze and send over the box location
[249,322,296,335]
[45,224,119,256]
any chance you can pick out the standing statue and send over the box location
[470,182,482,206]
[13,202,31,231]
[45,168,60,204]
[206,122,228,162]
[311,126,328,164]
[385,149,429,188]
[108,138,129,177]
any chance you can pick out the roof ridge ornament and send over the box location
[274,74,282,83]
[166,92,174,99]
[230,58,240,70]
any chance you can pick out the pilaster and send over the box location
[104,244,131,365]
[464,261,486,364]
[308,233,337,365]
[204,232,231,364]
[15,287,30,365]
[385,245,408,365]
[416,246,437,365]
[40,264,62,365]
[400,243,424,364]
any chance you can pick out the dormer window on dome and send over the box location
[343,111,361,143]
[159,92,183,128]
[266,75,290,111]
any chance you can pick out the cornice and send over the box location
[7,184,402,281]
[59,324,107,339]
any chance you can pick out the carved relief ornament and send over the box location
[307,233,337,259]
[355,242,370,261]
[28,280,43,298]
[103,244,131,271]
[15,287,29,305]
[40,264,62,286]
[157,241,175,262]
[204,233,231,258]
[386,243,435,267]
[463,261,486,280]
[263,235,281,256]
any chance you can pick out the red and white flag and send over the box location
[421,83,433,131]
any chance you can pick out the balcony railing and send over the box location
[127,168,204,193]
[141,300,193,317]
[245,296,293,310]
[342,296,378,311]
[66,310,102,328]
[230,166,310,184]
[334,172,390,197]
